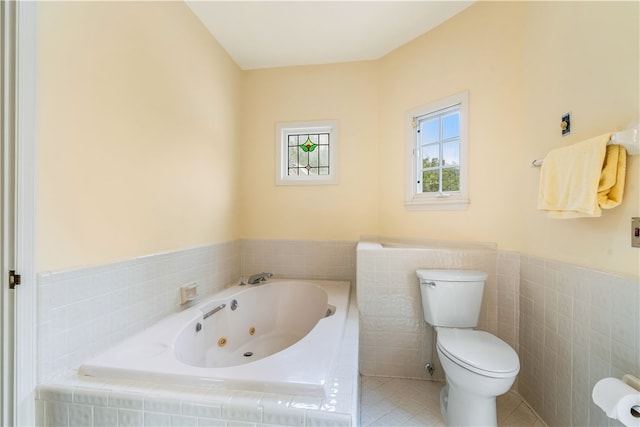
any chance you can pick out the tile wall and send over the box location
[356,240,639,427]
[37,239,358,384]
[518,255,640,427]
[36,238,639,427]
[356,241,521,382]
[240,239,357,282]
[37,242,240,383]
[497,251,521,359]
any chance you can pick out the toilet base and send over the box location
[439,383,449,420]
[441,381,497,427]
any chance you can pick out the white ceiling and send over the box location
[185,1,475,70]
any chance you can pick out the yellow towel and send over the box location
[598,144,626,209]
[538,134,609,218]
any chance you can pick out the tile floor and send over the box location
[360,376,546,427]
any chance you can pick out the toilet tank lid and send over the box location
[416,269,488,282]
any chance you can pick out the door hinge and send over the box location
[9,270,21,289]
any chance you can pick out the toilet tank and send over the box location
[416,269,487,328]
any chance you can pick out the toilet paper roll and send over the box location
[592,377,640,427]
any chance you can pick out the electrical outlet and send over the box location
[632,217,640,248]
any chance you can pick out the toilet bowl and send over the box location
[416,269,520,427]
[436,328,519,426]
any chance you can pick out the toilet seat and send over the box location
[437,328,519,378]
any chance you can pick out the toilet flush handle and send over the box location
[422,281,436,288]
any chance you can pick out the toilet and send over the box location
[416,269,520,427]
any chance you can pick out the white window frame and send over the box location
[405,91,469,211]
[276,120,339,186]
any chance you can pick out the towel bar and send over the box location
[531,121,639,167]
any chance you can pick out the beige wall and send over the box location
[38,1,639,278]
[238,1,639,277]
[373,1,639,277]
[37,1,242,271]
[376,2,525,251]
[239,62,379,241]
[519,1,639,277]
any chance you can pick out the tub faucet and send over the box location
[248,272,272,285]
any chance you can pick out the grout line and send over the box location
[360,377,546,427]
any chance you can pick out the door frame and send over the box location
[0,0,15,422]
[1,1,37,425]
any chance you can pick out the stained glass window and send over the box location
[276,120,338,185]
[287,133,330,176]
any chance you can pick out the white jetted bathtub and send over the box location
[79,278,350,397]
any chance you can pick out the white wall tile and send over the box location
[170,415,198,427]
[221,403,262,423]
[118,409,143,427]
[305,410,351,427]
[37,242,241,382]
[45,401,69,427]
[93,406,118,427]
[356,242,505,381]
[68,278,92,304]
[240,240,356,283]
[181,402,223,419]
[109,393,145,410]
[39,386,74,403]
[144,397,182,414]
[69,403,93,427]
[519,254,639,427]
[144,412,172,427]
[195,417,226,426]
[73,389,109,406]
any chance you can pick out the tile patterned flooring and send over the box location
[360,376,546,427]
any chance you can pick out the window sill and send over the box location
[404,197,469,211]
[276,176,339,186]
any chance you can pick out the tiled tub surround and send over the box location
[518,256,640,427]
[36,290,361,427]
[356,240,521,382]
[38,239,357,384]
[240,239,356,283]
[38,242,241,384]
[36,239,360,427]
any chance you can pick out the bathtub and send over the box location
[79,278,351,397]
